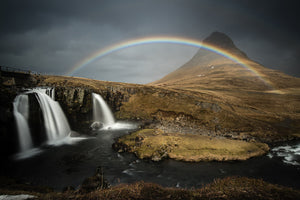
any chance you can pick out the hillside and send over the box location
[146,32,300,141]
[151,32,300,91]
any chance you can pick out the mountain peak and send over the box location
[203,31,248,58]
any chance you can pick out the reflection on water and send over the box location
[2,125,300,191]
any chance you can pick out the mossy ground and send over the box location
[115,129,269,161]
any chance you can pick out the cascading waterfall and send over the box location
[13,87,72,158]
[13,94,32,152]
[91,93,115,129]
[33,88,71,142]
[91,93,137,130]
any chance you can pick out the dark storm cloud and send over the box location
[0,0,299,83]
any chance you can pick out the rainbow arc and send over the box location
[67,36,273,89]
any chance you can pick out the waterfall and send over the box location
[91,93,115,129]
[13,94,32,152]
[33,89,71,142]
[13,87,72,157]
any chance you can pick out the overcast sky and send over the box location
[0,0,299,83]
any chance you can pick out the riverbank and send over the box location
[1,176,299,200]
[113,129,270,162]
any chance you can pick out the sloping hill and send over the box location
[148,32,300,141]
[151,32,300,92]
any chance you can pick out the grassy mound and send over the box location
[114,129,269,161]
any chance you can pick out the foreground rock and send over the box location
[0,194,36,200]
[79,166,110,193]
[113,129,269,162]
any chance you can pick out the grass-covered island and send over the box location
[113,129,269,162]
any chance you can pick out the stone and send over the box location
[2,77,15,86]
[90,121,103,130]
[80,166,110,192]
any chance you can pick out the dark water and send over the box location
[2,126,300,191]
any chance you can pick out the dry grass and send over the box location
[115,129,269,161]
[2,176,299,200]
[36,73,300,141]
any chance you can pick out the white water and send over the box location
[92,93,115,129]
[33,89,71,143]
[13,94,32,152]
[91,93,137,130]
[267,142,300,166]
[13,88,76,159]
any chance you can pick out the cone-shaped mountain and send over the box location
[203,31,248,58]
[151,32,300,91]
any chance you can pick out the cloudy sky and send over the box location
[0,0,299,83]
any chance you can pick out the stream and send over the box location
[2,125,300,191]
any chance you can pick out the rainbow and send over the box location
[67,36,273,88]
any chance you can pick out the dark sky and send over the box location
[0,0,299,83]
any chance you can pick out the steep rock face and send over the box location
[53,86,135,131]
[202,31,248,58]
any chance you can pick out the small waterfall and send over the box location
[13,94,32,152]
[33,89,71,142]
[92,93,115,129]
[13,87,72,157]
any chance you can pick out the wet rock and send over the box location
[112,141,129,153]
[90,121,103,130]
[70,131,81,137]
[80,166,110,193]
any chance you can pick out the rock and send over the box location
[80,166,110,193]
[0,194,36,200]
[90,121,103,130]
[196,101,221,113]
[2,77,15,86]
[62,186,75,192]
[70,131,81,137]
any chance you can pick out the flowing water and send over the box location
[3,127,300,191]
[92,93,115,129]
[13,94,32,153]
[13,88,77,159]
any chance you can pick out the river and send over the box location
[3,124,300,191]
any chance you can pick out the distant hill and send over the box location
[151,32,300,92]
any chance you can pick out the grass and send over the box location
[1,176,299,200]
[114,129,269,161]
[30,73,300,142]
